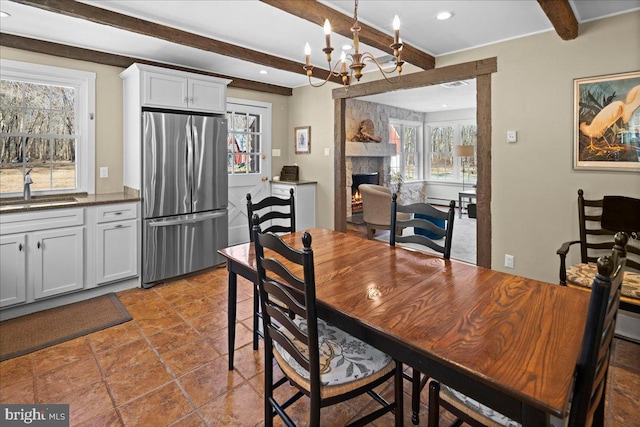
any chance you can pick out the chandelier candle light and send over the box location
[304,0,404,90]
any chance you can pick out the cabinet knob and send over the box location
[184,97,189,103]
[114,211,123,215]
[37,241,41,249]
[189,97,194,103]
[18,243,23,251]
[115,224,124,228]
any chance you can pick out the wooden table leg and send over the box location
[227,264,237,371]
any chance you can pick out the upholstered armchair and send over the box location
[360,184,409,239]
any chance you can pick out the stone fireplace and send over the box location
[346,141,394,218]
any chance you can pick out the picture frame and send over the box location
[574,71,640,172]
[295,126,311,154]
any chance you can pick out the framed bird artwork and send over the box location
[574,71,640,171]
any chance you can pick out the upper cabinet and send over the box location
[120,64,231,190]
[121,63,231,114]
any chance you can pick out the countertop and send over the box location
[0,191,140,214]
[271,180,317,185]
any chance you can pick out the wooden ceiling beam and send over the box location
[10,0,341,84]
[0,33,293,96]
[261,0,435,70]
[537,0,578,40]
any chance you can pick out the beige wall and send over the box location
[3,10,638,284]
[289,11,640,283]
[437,11,640,282]
[1,46,125,194]
[0,48,291,197]
[288,84,336,229]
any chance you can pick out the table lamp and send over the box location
[453,145,474,191]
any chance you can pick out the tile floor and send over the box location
[1,265,639,426]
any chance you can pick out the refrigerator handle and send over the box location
[148,211,227,227]
[186,116,194,200]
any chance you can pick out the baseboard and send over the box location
[0,277,140,321]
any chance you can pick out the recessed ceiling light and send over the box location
[436,11,452,20]
[0,11,11,18]
[342,44,352,51]
[442,104,448,108]
[259,70,268,75]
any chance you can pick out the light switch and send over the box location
[100,167,109,178]
[507,130,517,143]
[272,149,281,157]
[324,147,331,156]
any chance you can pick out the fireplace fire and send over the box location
[351,173,379,213]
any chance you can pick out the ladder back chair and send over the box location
[246,189,296,349]
[390,193,456,425]
[252,216,403,427]
[557,189,640,313]
[427,232,628,427]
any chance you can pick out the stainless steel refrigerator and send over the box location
[142,109,228,288]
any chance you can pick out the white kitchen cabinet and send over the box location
[32,227,84,300]
[126,64,231,113]
[0,234,26,308]
[271,181,317,232]
[120,63,231,191]
[0,208,85,307]
[95,203,139,285]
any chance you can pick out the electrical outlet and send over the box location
[507,130,517,143]
[99,167,109,178]
[504,254,514,269]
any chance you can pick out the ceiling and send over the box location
[1,0,638,111]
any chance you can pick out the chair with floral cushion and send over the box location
[428,232,629,427]
[252,214,403,427]
[557,189,640,314]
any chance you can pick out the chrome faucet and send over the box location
[23,169,33,201]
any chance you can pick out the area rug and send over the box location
[0,293,131,361]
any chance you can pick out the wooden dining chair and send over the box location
[557,189,640,314]
[246,189,296,349]
[252,215,403,427]
[427,232,629,427]
[390,193,456,425]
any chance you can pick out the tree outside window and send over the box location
[427,122,477,183]
[1,80,77,193]
[389,120,422,182]
[226,111,261,175]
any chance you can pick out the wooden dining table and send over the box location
[218,228,591,426]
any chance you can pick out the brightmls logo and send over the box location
[1,405,69,426]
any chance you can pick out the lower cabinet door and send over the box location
[0,234,27,307]
[33,227,84,300]
[97,220,138,284]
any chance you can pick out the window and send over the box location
[427,121,477,183]
[0,60,95,195]
[226,107,263,176]
[389,120,423,181]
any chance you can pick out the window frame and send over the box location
[389,118,424,182]
[426,119,477,184]
[0,59,96,196]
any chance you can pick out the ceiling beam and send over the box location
[0,33,293,96]
[536,0,578,40]
[9,0,341,84]
[261,0,435,70]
